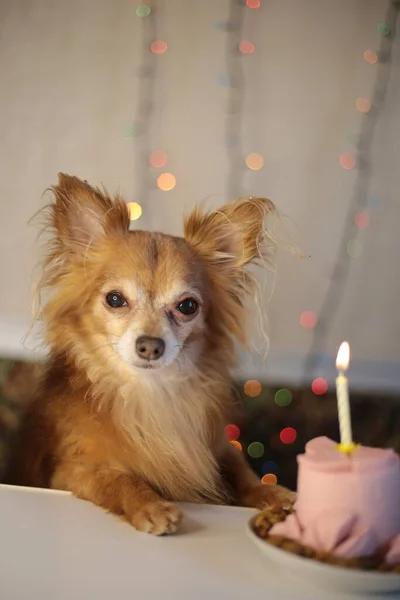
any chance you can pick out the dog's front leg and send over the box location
[52,463,182,535]
[220,442,296,510]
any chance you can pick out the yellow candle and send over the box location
[335,341,357,454]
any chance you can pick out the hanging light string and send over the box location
[303,0,400,381]
[129,3,159,230]
[225,0,246,201]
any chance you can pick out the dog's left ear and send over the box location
[184,197,276,269]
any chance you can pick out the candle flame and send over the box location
[336,341,350,371]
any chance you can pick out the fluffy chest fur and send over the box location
[110,368,230,504]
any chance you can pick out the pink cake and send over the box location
[270,437,400,565]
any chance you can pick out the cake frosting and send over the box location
[270,437,400,561]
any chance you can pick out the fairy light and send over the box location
[245,153,264,170]
[274,388,292,407]
[149,150,167,168]
[246,0,261,8]
[122,125,136,139]
[230,440,242,451]
[300,311,317,329]
[224,424,240,441]
[136,5,151,18]
[355,98,371,114]
[244,379,262,397]
[127,202,143,221]
[311,377,328,395]
[150,40,168,55]
[238,41,255,54]
[262,460,279,475]
[354,211,369,229]
[261,474,277,485]
[157,173,176,191]
[303,1,399,383]
[339,153,356,170]
[377,23,390,35]
[346,239,363,258]
[247,442,265,458]
[364,50,378,64]
[280,427,297,445]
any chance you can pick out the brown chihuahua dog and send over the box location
[7,174,294,534]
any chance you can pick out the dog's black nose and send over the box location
[135,336,165,361]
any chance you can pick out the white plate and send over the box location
[247,515,400,595]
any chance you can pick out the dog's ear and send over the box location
[184,197,276,269]
[50,173,129,254]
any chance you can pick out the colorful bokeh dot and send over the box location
[246,0,261,7]
[261,473,277,485]
[216,74,231,87]
[274,388,292,407]
[150,40,168,55]
[157,173,176,191]
[300,310,317,329]
[239,41,255,55]
[261,460,279,475]
[364,50,378,64]
[354,211,369,229]
[136,4,151,18]
[311,377,328,395]
[127,202,142,221]
[356,98,371,114]
[244,379,262,397]
[377,23,390,35]
[149,150,167,168]
[224,424,240,441]
[245,153,264,170]
[347,239,363,258]
[122,125,136,139]
[280,427,297,445]
[230,440,242,451]
[247,441,265,458]
[339,153,356,170]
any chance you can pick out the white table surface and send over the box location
[0,484,396,600]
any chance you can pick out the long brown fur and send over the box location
[6,174,294,534]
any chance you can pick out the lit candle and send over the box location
[335,341,357,454]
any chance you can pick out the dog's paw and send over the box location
[242,484,296,511]
[129,500,182,535]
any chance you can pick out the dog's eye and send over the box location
[176,298,198,316]
[106,291,127,308]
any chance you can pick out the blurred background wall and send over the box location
[0,0,399,393]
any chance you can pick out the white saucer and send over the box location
[247,515,400,595]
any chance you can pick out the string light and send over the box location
[262,461,279,475]
[364,50,378,64]
[311,377,328,395]
[224,424,240,441]
[244,379,262,397]
[300,311,317,329]
[127,202,142,221]
[354,211,369,229]
[122,125,136,139]
[149,150,167,168]
[150,40,168,55]
[261,474,277,485]
[247,442,265,458]
[136,5,151,18]
[157,173,176,191]
[230,440,242,451]
[245,153,264,170]
[377,23,390,35]
[246,0,261,8]
[355,98,371,114]
[346,239,363,258]
[339,153,356,170]
[274,388,292,407]
[280,427,297,444]
[239,41,255,54]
